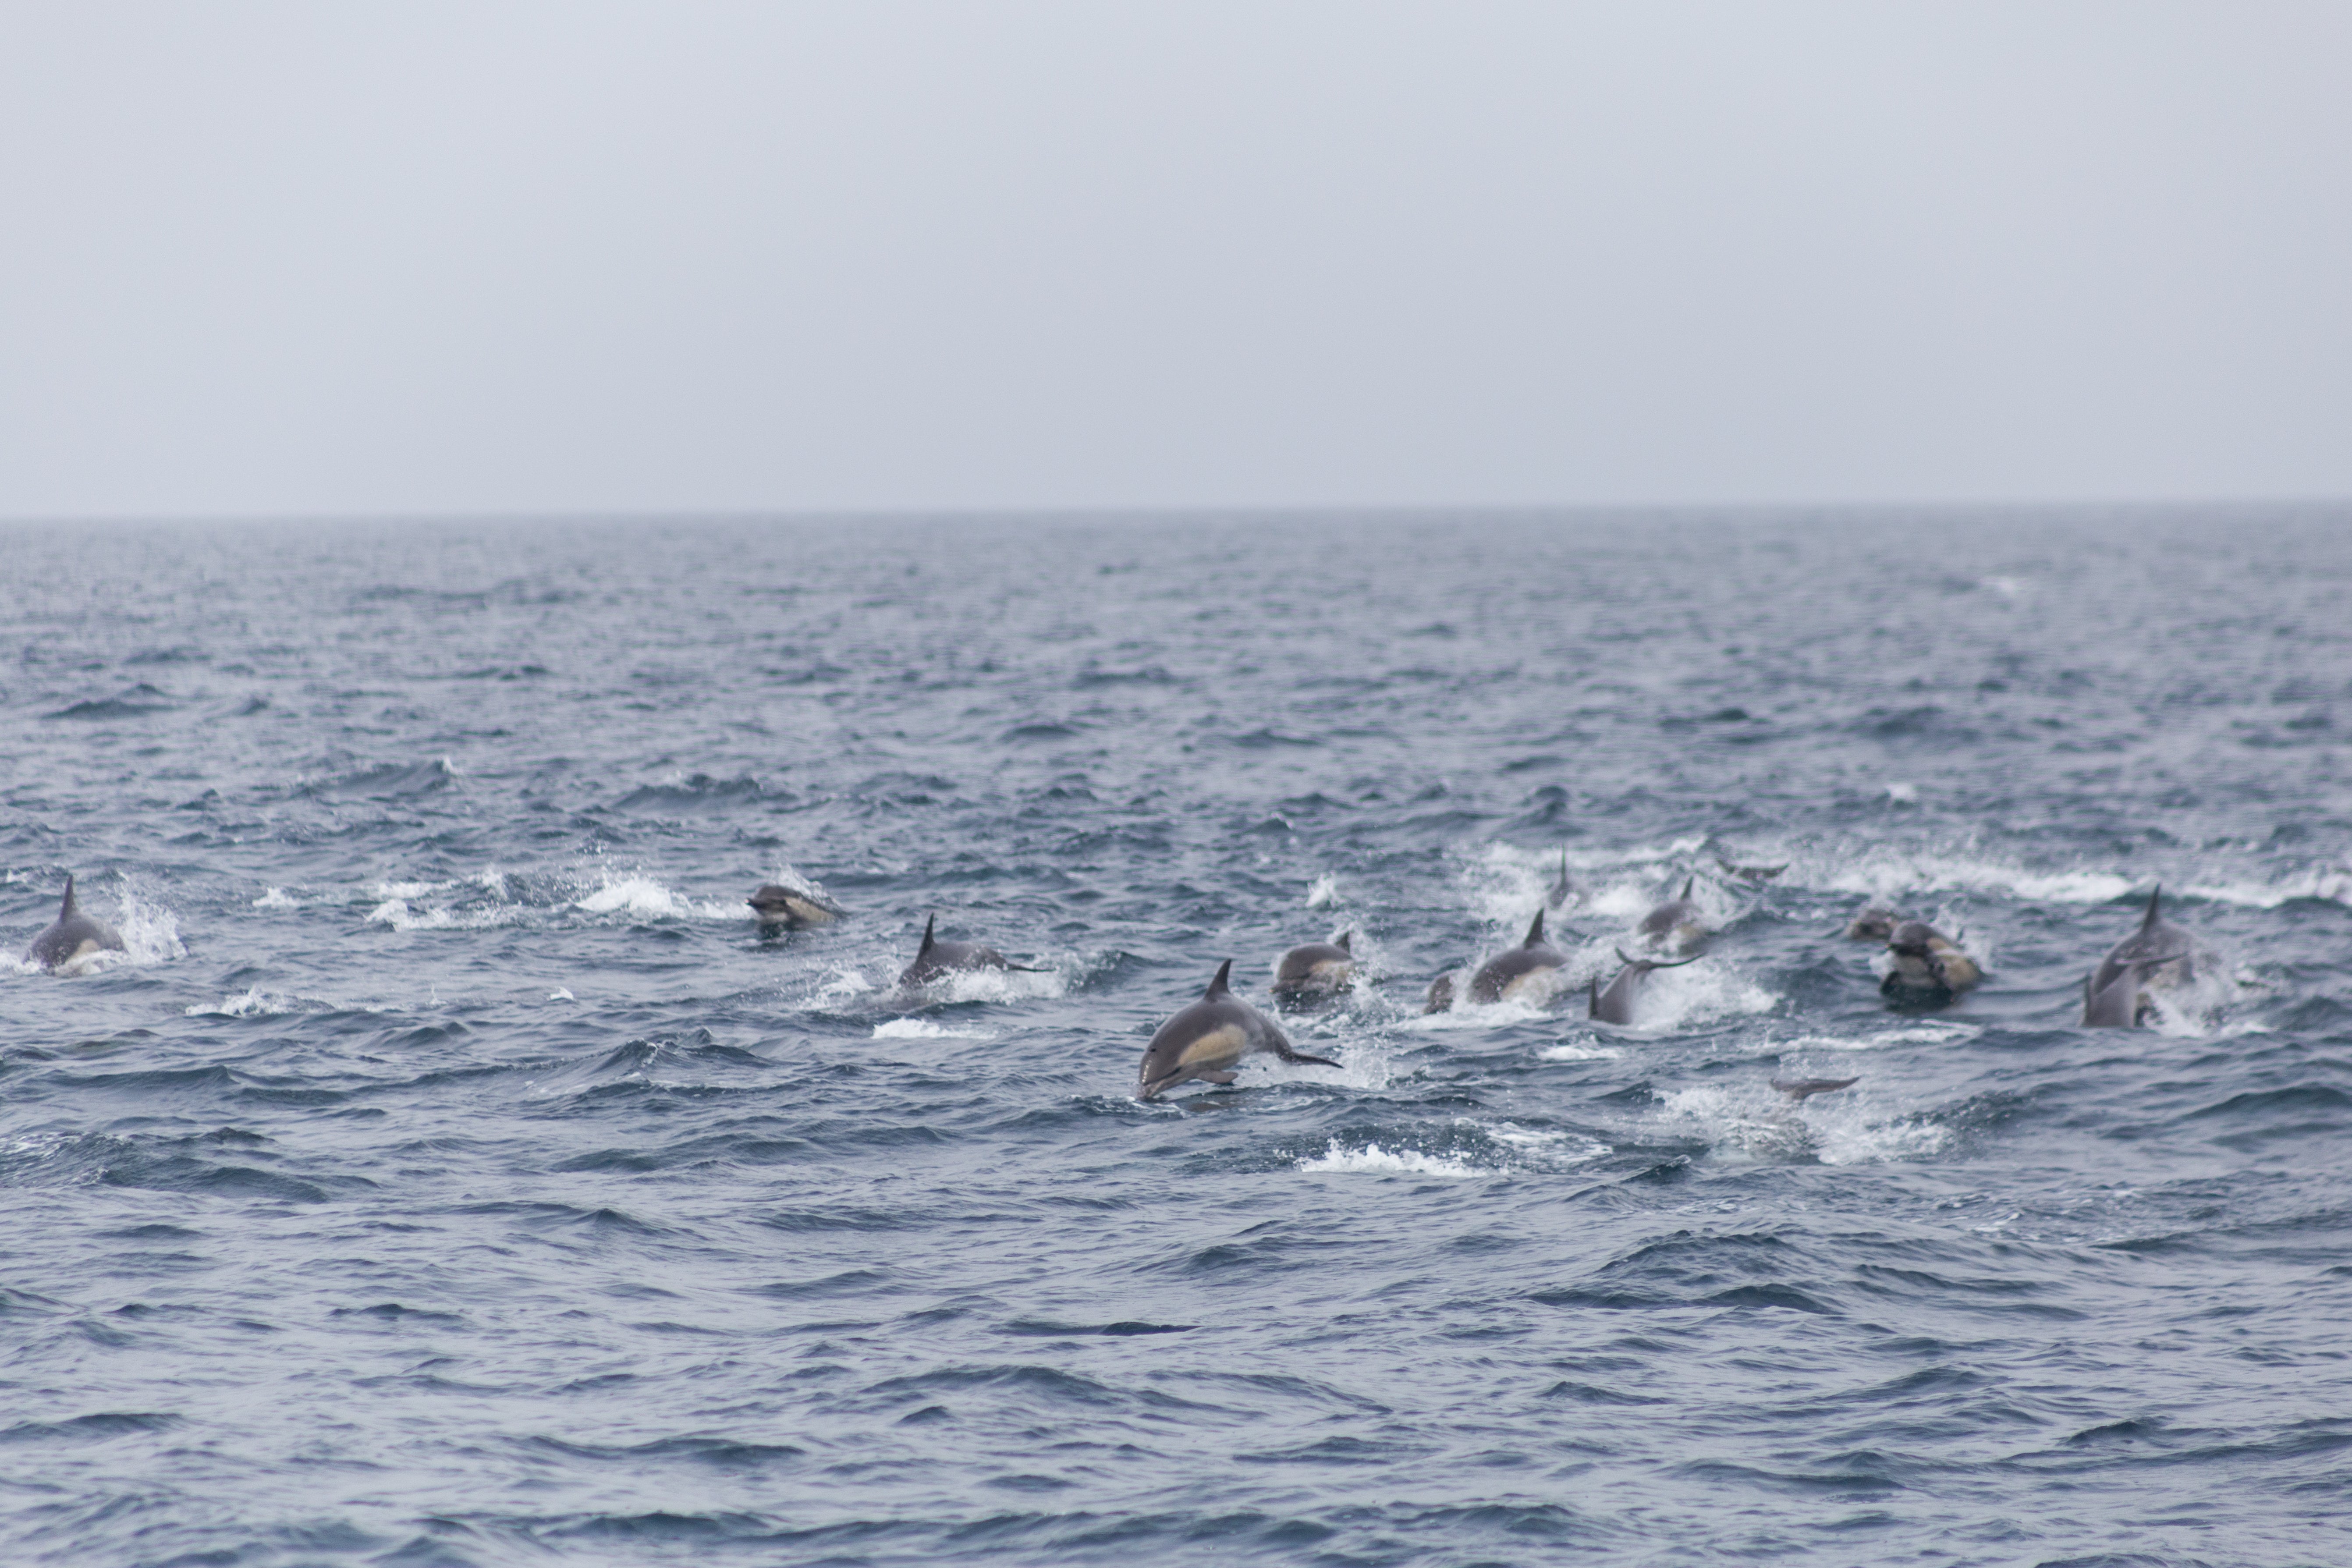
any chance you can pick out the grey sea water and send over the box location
[5,511,2351,1567]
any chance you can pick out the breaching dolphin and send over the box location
[1587,947,1701,1025]
[1636,877,1707,948]
[747,880,846,928]
[1134,960,1341,1100]
[2089,886,2194,995]
[1879,920,1981,1006]
[898,914,1037,987]
[1271,932,1355,1006]
[1467,910,1569,1004]
[23,875,126,973]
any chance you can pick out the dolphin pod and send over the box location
[1134,960,1341,1100]
[22,876,126,973]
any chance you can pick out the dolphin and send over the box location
[1845,902,1901,942]
[1715,856,1788,883]
[2090,886,2193,995]
[1422,972,1458,1015]
[1879,920,1981,1005]
[23,876,126,973]
[1467,910,1569,1004]
[1135,960,1341,1100]
[2082,958,2165,1028]
[1587,947,1702,1025]
[1271,931,1355,1005]
[1546,851,1576,908]
[747,880,846,928]
[1635,876,1707,948]
[1771,1076,1859,1101]
[898,914,1038,987]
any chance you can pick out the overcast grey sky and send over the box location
[3,2,2346,517]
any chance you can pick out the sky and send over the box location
[3,2,2347,518]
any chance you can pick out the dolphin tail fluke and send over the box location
[1204,959,1233,1000]
[1523,909,1546,947]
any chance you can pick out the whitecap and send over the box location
[1296,1139,1488,1178]
[1305,874,1341,908]
[252,887,299,909]
[872,1018,999,1041]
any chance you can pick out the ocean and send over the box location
[4,509,2350,1566]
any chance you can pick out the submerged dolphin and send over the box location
[747,880,846,928]
[1547,851,1576,908]
[1636,877,1707,948]
[1135,960,1341,1100]
[898,914,1036,987]
[1587,947,1701,1025]
[2090,887,2194,995]
[1771,1076,1859,1101]
[1880,920,1981,1006]
[1272,932,1355,1004]
[1467,910,1568,1004]
[23,876,126,973]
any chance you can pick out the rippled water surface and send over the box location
[5,511,2352,1566]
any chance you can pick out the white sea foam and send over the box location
[1296,1139,1488,1178]
[2188,867,2352,909]
[367,880,445,901]
[253,887,299,909]
[1305,874,1341,908]
[548,988,575,1002]
[1653,1082,1950,1166]
[1539,1040,1625,1061]
[1480,1121,1612,1166]
[186,987,322,1018]
[872,1018,999,1041]
[1818,851,2134,905]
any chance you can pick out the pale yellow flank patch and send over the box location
[1177,1024,1249,1069]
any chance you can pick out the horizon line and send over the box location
[4,494,2351,529]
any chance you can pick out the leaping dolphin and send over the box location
[1587,947,1702,1025]
[2083,958,2165,1028]
[898,914,1038,987]
[747,880,846,928]
[1467,910,1569,1004]
[23,876,126,973]
[1135,960,1341,1100]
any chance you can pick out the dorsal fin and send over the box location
[918,913,937,953]
[1679,875,1693,899]
[1587,975,1600,1017]
[59,874,78,919]
[1337,931,1352,952]
[1522,909,1546,947]
[1204,959,1232,1000]
[2141,885,2162,931]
